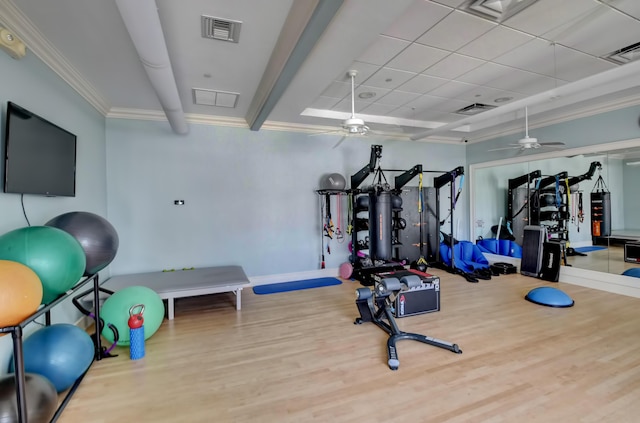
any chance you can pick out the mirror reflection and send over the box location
[472,144,640,276]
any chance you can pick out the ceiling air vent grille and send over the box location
[201,16,242,43]
[455,103,497,116]
[605,41,640,65]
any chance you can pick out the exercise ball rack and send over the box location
[0,273,108,423]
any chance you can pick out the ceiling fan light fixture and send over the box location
[465,0,539,22]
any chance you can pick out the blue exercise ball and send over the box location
[45,211,119,277]
[0,373,57,423]
[0,226,86,304]
[10,324,95,393]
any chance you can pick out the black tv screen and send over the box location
[3,102,77,197]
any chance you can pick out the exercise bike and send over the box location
[354,275,462,370]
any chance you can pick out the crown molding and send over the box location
[0,1,110,115]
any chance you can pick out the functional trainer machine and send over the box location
[354,275,461,370]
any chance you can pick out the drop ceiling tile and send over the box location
[416,10,496,52]
[454,86,525,105]
[386,43,450,73]
[387,106,421,119]
[357,35,411,66]
[334,98,374,114]
[321,81,351,98]
[431,98,472,113]
[545,7,640,57]
[340,62,380,83]
[383,1,453,41]
[396,74,448,94]
[504,0,601,36]
[364,67,417,90]
[309,96,341,110]
[354,85,391,100]
[457,62,515,85]
[548,46,617,81]
[376,90,421,107]
[403,94,450,111]
[484,69,559,95]
[611,0,640,18]
[458,26,534,60]
[360,102,399,115]
[423,53,485,79]
[493,38,556,74]
[429,80,478,98]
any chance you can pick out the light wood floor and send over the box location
[58,272,640,423]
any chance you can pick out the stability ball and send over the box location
[319,173,346,191]
[0,260,42,328]
[0,373,57,423]
[45,211,119,276]
[100,286,165,346]
[0,226,86,304]
[11,324,95,393]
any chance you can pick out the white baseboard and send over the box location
[249,268,339,286]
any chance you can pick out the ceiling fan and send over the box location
[489,107,566,152]
[311,69,373,148]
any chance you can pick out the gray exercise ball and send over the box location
[45,211,119,276]
[319,173,346,191]
[0,373,57,423]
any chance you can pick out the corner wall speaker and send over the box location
[0,27,26,59]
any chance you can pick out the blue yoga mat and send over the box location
[573,246,606,253]
[253,277,342,295]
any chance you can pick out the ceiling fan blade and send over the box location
[539,142,566,146]
[332,135,347,149]
[487,145,519,152]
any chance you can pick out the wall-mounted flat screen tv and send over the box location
[3,102,77,197]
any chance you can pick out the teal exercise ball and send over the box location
[0,373,57,423]
[100,286,165,346]
[10,324,95,393]
[45,211,119,277]
[0,226,86,304]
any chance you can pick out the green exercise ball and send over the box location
[100,286,165,346]
[0,226,86,304]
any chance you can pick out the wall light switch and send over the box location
[174,200,185,205]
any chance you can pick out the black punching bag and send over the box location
[369,191,392,260]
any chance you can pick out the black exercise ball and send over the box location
[0,373,57,423]
[45,211,119,276]
[391,195,403,209]
[356,195,369,210]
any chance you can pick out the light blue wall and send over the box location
[105,120,468,277]
[0,52,107,372]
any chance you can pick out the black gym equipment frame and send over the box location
[354,276,461,370]
[348,145,423,285]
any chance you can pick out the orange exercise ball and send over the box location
[0,260,43,329]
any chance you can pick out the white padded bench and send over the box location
[102,266,250,320]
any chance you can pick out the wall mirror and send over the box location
[470,138,640,277]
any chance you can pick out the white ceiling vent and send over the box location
[605,41,640,65]
[193,88,239,108]
[455,103,497,115]
[201,16,242,43]
[464,0,539,22]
